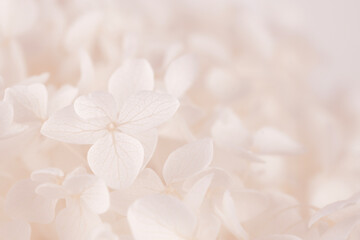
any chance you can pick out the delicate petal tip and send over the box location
[163,138,213,185]
[88,133,144,189]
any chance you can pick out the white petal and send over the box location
[320,215,360,240]
[308,193,360,227]
[86,223,119,240]
[74,92,117,120]
[5,83,48,121]
[0,220,31,240]
[216,191,249,240]
[35,183,68,200]
[108,59,154,106]
[41,105,107,144]
[195,213,221,240]
[211,108,251,152]
[254,234,302,240]
[81,177,110,214]
[21,72,49,85]
[0,0,38,36]
[78,50,95,93]
[0,101,13,134]
[48,85,78,115]
[232,190,270,222]
[164,54,198,98]
[111,168,165,215]
[30,167,64,183]
[88,132,144,189]
[5,179,57,223]
[130,128,158,168]
[65,12,102,51]
[117,91,179,134]
[252,127,303,155]
[56,203,102,240]
[184,174,213,212]
[163,138,213,185]
[128,195,197,240]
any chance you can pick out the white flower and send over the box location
[42,60,179,189]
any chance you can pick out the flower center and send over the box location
[107,122,117,132]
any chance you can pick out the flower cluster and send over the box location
[0,0,360,240]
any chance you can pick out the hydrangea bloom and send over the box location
[0,0,359,240]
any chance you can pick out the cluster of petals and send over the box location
[0,0,359,240]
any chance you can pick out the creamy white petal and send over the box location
[320,215,360,240]
[74,92,117,120]
[48,85,78,115]
[0,101,13,134]
[35,183,68,199]
[108,59,154,106]
[117,91,179,134]
[211,108,251,152]
[41,105,108,144]
[164,54,198,98]
[130,128,158,168]
[216,191,249,240]
[0,0,38,36]
[195,213,221,240]
[128,194,197,240]
[254,234,302,240]
[65,12,103,51]
[88,132,144,189]
[184,173,213,212]
[252,127,303,155]
[80,177,110,214]
[78,50,95,93]
[5,83,48,121]
[163,138,213,185]
[86,223,119,240]
[56,203,102,240]
[308,192,360,227]
[5,179,57,224]
[111,168,165,216]
[21,72,49,85]
[31,167,64,183]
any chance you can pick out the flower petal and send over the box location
[108,59,154,106]
[41,105,107,144]
[0,101,13,134]
[184,173,213,212]
[4,83,48,121]
[308,192,360,227]
[88,132,144,189]
[252,127,303,155]
[163,138,213,185]
[130,128,158,168]
[211,108,251,152]
[254,234,302,240]
[80,177,110,214]
[164,54,198,98]
[35,183,68,200]
[55,203,102,240]
[74,91,117,121]
[117,91,179,134]
[128,194,197,240]
[31,167,64,182]
[320,215,360,240]
[111,168,164,216]
[216,191,249,240]
[5,179,57,224]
